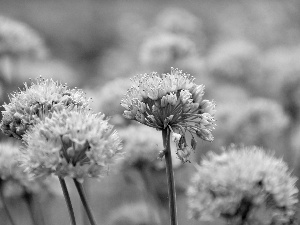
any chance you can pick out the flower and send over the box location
[21,109,123,182]
[187,145,298,225]
[118,125,181,170]
[1,77,90,139]
[0,141,58,196]
[121,68,216,162]
[139,33,196,72]
[0,15,48,58]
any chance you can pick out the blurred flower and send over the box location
[107,202,161,225]
[155,7,199,36]
[118,125,181,170]
[0,15,48,59]
[121,68,216,162]
[140,33,197,72]
[215,98,289,149]
[187,145,298,225]
[1,77,90,139]
[207,39,261,85]
[87,77,132,125]
[0,141,59,196]
[21,109,123,182]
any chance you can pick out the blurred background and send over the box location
[1,0,300,224]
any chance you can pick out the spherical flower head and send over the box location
[208,39,260,83]
[0,141,56,195]
[21,109,123,182]
[0,15,48,58]
[139,33,196,71]
[187,146,298,225]
[155,7,199,35]
[121,68,216,162]
[1,77,90,139]
[118,125,181,170]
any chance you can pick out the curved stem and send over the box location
[0,184,17,225]
[59,177,77,225]
[73,179,98,225]
[162,128,178,225]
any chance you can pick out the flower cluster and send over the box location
[121,68,216,162]
[21,109,123,182]
[0,141,58,195]
[1,77,90,139]
[140,33,196,71]
[0,15,48,58]
[187,146,298,225]
[118,125,181,170]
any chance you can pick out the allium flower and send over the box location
[155,7,199,35]
[140,33,196,72]
[1,77,90,139]
[208,39,261,84]
[0,141,57,195]
[215,98,290,149]
[118,125,181,170]
[121,68,216,162]
[21,109,123,182]
[0,15,48,58]
[187,146,298,225]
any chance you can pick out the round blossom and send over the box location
[21,109,123,182]
[0,15,48,58]
[121,68,216,162]
[1,77,90,139]
[187,146,298,225]
[139,33,196,72]
[0,141,57,195]
[118,125,181,170]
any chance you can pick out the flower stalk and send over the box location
[73,179,98,225]
[162,128,178,225]
[23,192,39,225]
[59,177,76,225]
[0,182,17,225]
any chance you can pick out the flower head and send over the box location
[1,77,90,139]
[21,109,123,182]
[0,141,57,195]
[0,15,48,58]
[187,146,298,224]
[121,68,216,162]
[118,125,181,170]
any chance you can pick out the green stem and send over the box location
[59,177,77,225]
[0,184,17,225]
[162,128,178,225]
[73,179,98,225]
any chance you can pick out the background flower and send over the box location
[187,145,298,225]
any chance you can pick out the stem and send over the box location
[0,183,17,225]
[162,128,178,225]
[23,192,39,225]
[59,177,77,225]
[73,179,98,225]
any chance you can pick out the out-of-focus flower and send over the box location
[140,33,197,72]
[21,109,123,182]
[155,7,199,36]
[0,15,48,59]
[187,145,298,225]
[208,39,261,85]
[118,125,181,170]
[0,141,59,196]
[121,68,216,162]
[88,78,132,126]
[215,98,289,149]
[107,202,161,225]
[0,77,90,139]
